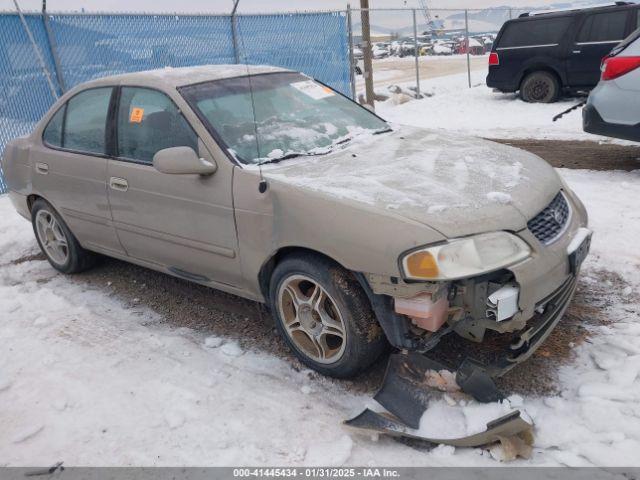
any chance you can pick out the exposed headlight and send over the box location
[401,232,531,281]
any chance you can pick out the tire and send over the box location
[269,253,387,378]
[520,71,560,103]
[31,198,97,274]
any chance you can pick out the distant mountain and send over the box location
[354,0,634,37]
[446,0,626,31]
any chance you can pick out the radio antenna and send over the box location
[233,0,268,193]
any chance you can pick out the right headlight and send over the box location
[401,231,531,281]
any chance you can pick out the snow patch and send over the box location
[417,400,516,440]
[204,336,224,348]
[304,435,353,466]
[220,341,244,357]
[486,191,512,205]
[12,424,44,444]
[0,374,12,392]
[164,411,186,430]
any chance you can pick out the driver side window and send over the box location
[117,87,198,164]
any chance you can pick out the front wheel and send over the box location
[520,71,560,103]
[269,254,387,378]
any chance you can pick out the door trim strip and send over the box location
[496,43,559,50]
[575,40,623,46]
[114,221,236,259]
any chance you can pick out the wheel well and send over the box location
[519,67,563,90]
[26,194,42,212]
[258,247,346,302]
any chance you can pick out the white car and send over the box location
[583,29,640,142]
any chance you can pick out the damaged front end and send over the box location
[349,206,592,448]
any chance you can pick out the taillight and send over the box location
[489,52,500,66]
[601,56,640,81]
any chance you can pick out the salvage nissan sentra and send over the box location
[2,66,591,414]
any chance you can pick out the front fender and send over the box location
[233,168,446,300]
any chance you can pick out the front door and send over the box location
[567,9,631,87]
[106,86,241,288]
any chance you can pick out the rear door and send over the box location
[106,86,242,288]
[31,87,125,256]
[567,9,632,87]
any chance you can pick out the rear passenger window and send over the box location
[577,11,628,43]
[64,88,112,154]
[499,17,573,48]
[117,87,198,164]
[43,106,65,148]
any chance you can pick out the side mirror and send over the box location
[153,146,217,176]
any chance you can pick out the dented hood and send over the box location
[264,126,562,238]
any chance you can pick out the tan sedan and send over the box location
[2,65,591,379]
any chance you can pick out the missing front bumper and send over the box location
[346,274,577,446]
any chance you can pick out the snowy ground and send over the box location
[375,69,615,142]
[1,166,640,466]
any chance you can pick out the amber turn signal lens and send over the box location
[405,251,439,279]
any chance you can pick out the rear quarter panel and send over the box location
[2,138,32,194]
[2,138,33,217]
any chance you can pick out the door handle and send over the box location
[35,162,49,175]
[572,50,582,54]
[109,177,129,192]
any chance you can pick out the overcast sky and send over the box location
[1,0,582,13]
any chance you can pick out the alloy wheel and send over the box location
[35,209,69,266]
[277,275,347,364]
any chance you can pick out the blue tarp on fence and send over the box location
[0,11,350,194]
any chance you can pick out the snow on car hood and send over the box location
[264,126,561,238]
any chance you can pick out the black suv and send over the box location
[487,2,640,102]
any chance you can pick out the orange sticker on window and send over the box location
[129,107,144,123]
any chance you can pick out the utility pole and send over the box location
[465,9,471,88]
[231,0,240,64]
[360,0,375,108]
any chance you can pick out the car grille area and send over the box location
[527,192,570,245]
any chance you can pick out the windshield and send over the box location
[179,72,389,165]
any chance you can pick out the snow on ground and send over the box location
[375,69,612,142]
[1,166,640,467]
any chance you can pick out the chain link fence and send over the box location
[347,7,529,102]
[0,10,351,194]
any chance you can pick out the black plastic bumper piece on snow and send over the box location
[345,408,532,448]
[370,352,505,430]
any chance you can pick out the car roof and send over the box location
[512,2,638,21]
[77,64,293,91]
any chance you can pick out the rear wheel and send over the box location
[31,199,97,274]
[520,71,560,103]
[270,254,387,378]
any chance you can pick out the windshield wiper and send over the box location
[256,152,305,166]
[255,126,392,166]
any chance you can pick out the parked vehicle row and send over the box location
[353,33,496,63]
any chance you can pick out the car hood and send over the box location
[263,126,561,238]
